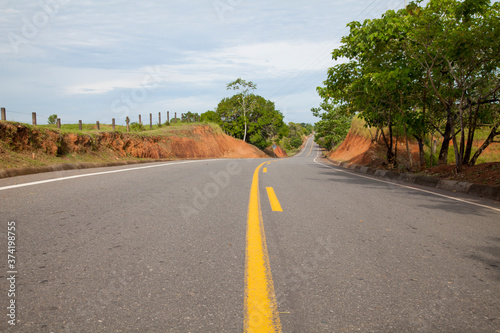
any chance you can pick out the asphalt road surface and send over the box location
[1,136,499,332]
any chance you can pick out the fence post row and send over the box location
[0,109,193,128]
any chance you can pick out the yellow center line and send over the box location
[244,162,282,333]
[266,187,283,212]
[305,139,314,157]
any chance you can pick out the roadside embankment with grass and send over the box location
[0,121,267,176]
[325,116,500,187]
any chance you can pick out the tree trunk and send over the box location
[404,122,412,169]
[438,113,453,165]
[381,125,396,166]
[451,121,462,172]
[414,135,425,168]
[469,123,499,166]
[463,103,479,166]
[243,120,247,142]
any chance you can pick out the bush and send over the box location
[290,136,302,148]
[48,114,57,125]
[129,122,144,131]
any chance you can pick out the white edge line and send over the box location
[313,156,500,213]
[0,159,221,191]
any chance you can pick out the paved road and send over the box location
[1,137,499,332]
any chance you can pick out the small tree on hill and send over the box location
[48,114,57,125]
[226,78,257,142]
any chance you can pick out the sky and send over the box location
[0,0,408,126]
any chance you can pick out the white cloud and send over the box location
[63,39,338,96]
[0,0,405,123]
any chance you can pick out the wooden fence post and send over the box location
[79,120,82,130]
[139,115,142,125]
[32,112,37,125]
[1,108,5,121]
[57,118,61,129]
[96,121,100,130]
[126,116,130,132]
[150,113,153,130]
[174,112,177,123]
[158,112,161,127]
[167,111,170,124]
[112,118,116,131]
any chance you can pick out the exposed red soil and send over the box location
[0,122,267,168]
[421,162,500,186]
[326,128,500,186]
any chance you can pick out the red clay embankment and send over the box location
[0,122,267,176]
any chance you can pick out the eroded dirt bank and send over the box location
[325,126,500,186]
[0,122,267,170]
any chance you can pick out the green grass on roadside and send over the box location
[350,115,379,139]
[35,121,220,137]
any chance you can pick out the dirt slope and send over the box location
[326,125,500,186]
[0,122,267,169]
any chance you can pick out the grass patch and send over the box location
[350,115,378,139]
[284,147,301,156]
[36,122,217,137]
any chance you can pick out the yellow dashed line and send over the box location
[266,187,283,212]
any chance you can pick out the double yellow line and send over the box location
[244,161,282,332]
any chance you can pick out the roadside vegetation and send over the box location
[313,0,499,172]
[36,119,214,137]
[201,78,313,153]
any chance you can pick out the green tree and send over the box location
[226,78,257,142]
[200,110,220,123]
[181,111,199,122]
[311,102,352,151]
[48,114,57,125]
[405,0,500,169]
[215,94,286,149]
[319,0,499,170]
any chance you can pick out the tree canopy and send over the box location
[315,0,500,170]
[202,79,312,151]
